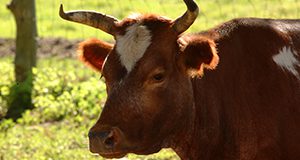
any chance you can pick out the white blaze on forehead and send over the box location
[116,23,152,72]
[273,46,300,79]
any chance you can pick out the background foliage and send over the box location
[0,0,299,159]
[0,0,299,40]
[0,57,179,160]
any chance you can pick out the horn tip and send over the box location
[59,4,68,19]
[184,0,199,12]
[59,4,63,12]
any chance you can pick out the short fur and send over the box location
[78,15,300,160]
[179,36,219,76]
[116,23,152,72]
[78,38,113,72]
[273,46,300,79]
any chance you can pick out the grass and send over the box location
[1,0,299,40]
[0,57,179,160]
[0,0,299,159]
[0,119,179,160]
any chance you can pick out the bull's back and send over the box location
[202,18,300,159]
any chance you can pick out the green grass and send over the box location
[0,1,299,159]
[0,57,179,160]
[0,119,178,160]
[1,0,299,40]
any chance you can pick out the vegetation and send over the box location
[0,0,299,159]
[6,0,38,120]
[0,57,179,159]
[0,0,299,40]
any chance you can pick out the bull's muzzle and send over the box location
[88,126,128,158]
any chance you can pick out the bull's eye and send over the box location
[153,73,165,82]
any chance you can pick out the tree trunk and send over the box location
[5,0,37,120]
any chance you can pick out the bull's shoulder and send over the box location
[183,18,300,62]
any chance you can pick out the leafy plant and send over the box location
[0,57,179,160]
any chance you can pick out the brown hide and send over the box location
[78,38,113,72]
[174,18,300,160]
[78,18,300,160]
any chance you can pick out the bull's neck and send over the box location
[172,103,197,160]
[172,78,223,160]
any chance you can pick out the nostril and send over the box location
[89,127,122,150]
[103,130,118,149]
[103,133,115,148]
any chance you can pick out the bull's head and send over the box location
[60,0,218,158]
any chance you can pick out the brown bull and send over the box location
[60,0,300,159]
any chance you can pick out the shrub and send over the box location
[0,57,179,160]
[0,58,14,118]
[0,57,104,123]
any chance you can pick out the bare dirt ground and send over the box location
[0,38,82,58]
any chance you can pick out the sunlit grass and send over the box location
[0,57,179,160]
[1,0,299,40]
[0,0,299,159]
[0,119,179,160]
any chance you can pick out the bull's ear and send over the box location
[78,38,113,72]
[178,37,219,77]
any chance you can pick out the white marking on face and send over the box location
[116,23,152,72]
[273,46,300,79]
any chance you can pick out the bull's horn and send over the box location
[59,4,119,35]
[172,0,199,34]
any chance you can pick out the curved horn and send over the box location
[172,0,199,34]
[59,4,119,35]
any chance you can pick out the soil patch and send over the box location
[0,37,82,58]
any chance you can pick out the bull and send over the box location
[59,0,300,159]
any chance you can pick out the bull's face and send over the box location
[60,0,218,158]
[89,20,197,158]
